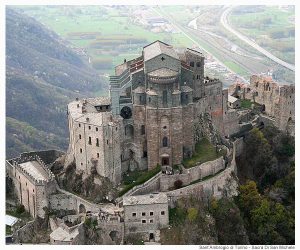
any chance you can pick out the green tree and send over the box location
[237,180,262,217]
[187,207,198,222]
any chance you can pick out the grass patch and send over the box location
[6,225,12,236]
[118,165,161,197]
[240,99,253,109]
[169,207,187,226]
[182,138,226,168]
[6,205,31,220]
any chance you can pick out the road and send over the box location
[152,7,250,84]
[220,6,295,72]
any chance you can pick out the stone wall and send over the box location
[166,165,237,208]
[49,194,77,212]
[122,172,162,197]
[159,157,225,191]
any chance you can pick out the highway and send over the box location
[152,6,250,84]
[220,6,295,72]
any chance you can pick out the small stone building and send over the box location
[123,193,169,241]
[228,95,241,109]
[6,154,56,218]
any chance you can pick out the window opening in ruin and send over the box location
[142,220,146,223]
[150,220,154,224]
[107,140,109,144]
[149,97,151,103]
[196,62,201,67]
[161,56,165,61]
[132,213,136,217]
[89,126,91,130]
[88,137,92,145]
[97,153,99,158]
[81,163,83,166]
[79,134,81,139]
[190,61,194,67]
[163,126,167,129]
[141,125,145,135]
[96,138,99,147]
[150,212,154,216]
[162,137,168,147]
[143,151,147,158]
[161,211,165,215]
[79,204,86,214]
[80,148,82,153]
[142,212,146,216]
[79,123,81,127]
[96,127,98,131]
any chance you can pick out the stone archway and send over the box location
[79,204,86,214]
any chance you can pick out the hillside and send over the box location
[6,8,108,158]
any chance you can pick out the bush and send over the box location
[16,204,25,215]
[187,207,198,222]
[174,179,183,189]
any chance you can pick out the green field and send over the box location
[182,138,227,168]
[16,5,199,75]
[224,61,248,75]
[229,6,295,65]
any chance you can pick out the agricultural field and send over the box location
[229,6,295,65]
[16,6,197,75]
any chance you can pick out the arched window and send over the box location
[162,137,168,147]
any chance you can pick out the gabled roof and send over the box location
[143,40,179,62]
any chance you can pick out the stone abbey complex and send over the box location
[6,41,295,244]
[66,40,232,185]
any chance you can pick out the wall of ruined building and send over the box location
[276,85,295,134]
[223,109,240,136]
[95,219,125,244]
[124,202,168,235]
[49,194,77,212]
[249,75,295,135]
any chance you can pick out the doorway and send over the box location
[162,157,169,166]
[149,233,154,241]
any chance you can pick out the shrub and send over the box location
[174,179,183,189]
[187,207,198,222]
[16,204,25,214]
